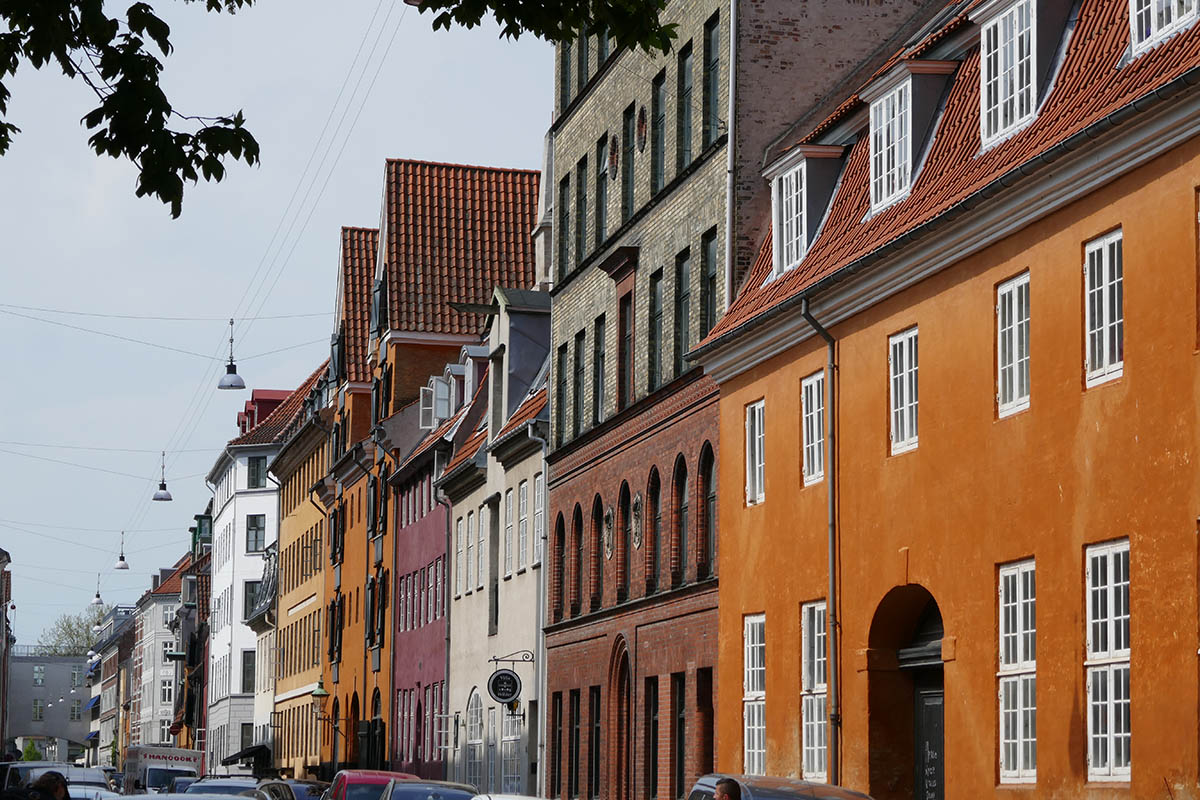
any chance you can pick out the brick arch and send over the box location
[552,512,566,622]
[671,454,689,587]
[617,481,632,602]
[590,494,605,610]
[697,441,716,578]
[645,466,662,594]
[571,504,584,616]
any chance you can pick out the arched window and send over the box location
[698,443,716,578]
[466,690,483,790]
[590,495,605,610]
[646,468,661,594]
[572,505,584,615]
[553,514,566,622]
[618,482,631,602]
[673,456,689,586]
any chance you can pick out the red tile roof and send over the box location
[443,426,488,476]
[382,160,540,336]
[152,555,193,596]
[341,227,378,385]
[230,360,329,446]
[490,386,547,447]
[704,0,1200,350]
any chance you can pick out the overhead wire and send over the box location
[0,303,328,322]
[0,441,216,454]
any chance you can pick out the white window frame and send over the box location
[477,505,486,590]
[501,708,523,793]
[455,518,464,596]
[888,327,919,454]
[800,601,827,781]
[1130,0,1198,53]
[159,718,172,744]
[745,400,765,505]
[465,512,475,595]
[518,480,529,570]
[504,489,514,577]
[980,0,1036,147]
[772,161,806,276]
[161,678,174,704]
[997,272,1031,416]
[801,372,825,485]
[869,80,911,211]
[1084,230,1124,387]
[533,474,545,566]
[1085,539,1131,781]
[743,613,766,775]
[998,559,1037,783]
[466,691,484,791]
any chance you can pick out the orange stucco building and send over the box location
[694,0,1200,797]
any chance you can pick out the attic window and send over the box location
[1131,0,1197,52]
[772,162,806,276]
[869,80,911,211]
[981,0,1035,145]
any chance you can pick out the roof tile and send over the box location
[341,227,378,385]
[229,360,330,446]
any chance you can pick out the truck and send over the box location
[122,745,202,794]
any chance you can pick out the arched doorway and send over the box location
[608,639,632,800]
[348,692,361,767]
[867,585,944,800]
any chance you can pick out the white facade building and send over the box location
[205,404,283,774]
[134,566,185,745]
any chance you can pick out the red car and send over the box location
[326,771,422,800]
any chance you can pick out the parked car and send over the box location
[183,778,260,796]
[167,777,199,793]
[26,766,111,793]
[325,771,421,800]
[379,779,475,800]
[0,762,70,790]
[685,775,875,800]
[253,779,329,800]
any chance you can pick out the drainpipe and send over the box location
[524,419,549,799]
[723,0,738,313]
[799,297,840,785]
[436,478,453,781]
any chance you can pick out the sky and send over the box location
[0,0,551,646]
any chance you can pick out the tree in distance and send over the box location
[0,0,674,218]
[21,740,43,761]
[37,603,111,656]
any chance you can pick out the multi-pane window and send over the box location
[1085,230,1124,386]
[32,699,43,721]
[533,473,545,565]
[649,270,664,391]
[701,228,718,338]
[556,344,568,446]
[888,327,919,454]
[504,490,514,577]
[71,666,82,687]
[672,673,686,799]
[1085,540,1131,780]
[162,639,173,664]
[466,692,483,791]
[999,560,1037,783]
[241,650,255,693]
[575,157,588,266]
[595,137,608,247]
[773,162,805,275]
[558,177,571,282]
[32,665,44,686]
[870,80,911,210]
[246,514,265,552]
[161,678,175,704]
[550,693,562,796]
[652,71,667,195]
[743,614,766,775]
[476,507,486,590]
[619,293,634,409]
[243,580,260,620]
[801,601,827,781]
[745,400,765,505]
[622,104,636,221]
[455,518,464,595]
[573,330,586,437]
[646,678,659,800]
[501,710,522,793]
[676,42,694,171]
[588,687,601,799]
[674,249,691,377]
[518,480,529,570]
[1131,0,1197,52]
[997,272,1031,416]
[801,372,824,485]
[981,0,1035,145]
[70,700,81,721]
[247,456,267,489]
[703,13,721,148]
[568,690,581,798]
[592,315,606,425]
[466,511,475,592]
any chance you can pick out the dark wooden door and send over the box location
[914,686,944,800]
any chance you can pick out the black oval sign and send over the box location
[488,668,522,704]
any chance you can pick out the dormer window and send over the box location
[870,81,911,211]
[1131,0,1197,52]
[773,162,806,276]
[980,0,1034,145]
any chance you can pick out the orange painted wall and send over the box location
[714,136,1200,797]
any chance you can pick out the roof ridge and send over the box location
[385,157,540,175]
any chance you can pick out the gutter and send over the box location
[524,419,549,799]
[799,298,840,786]
[691,62,1200,361]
